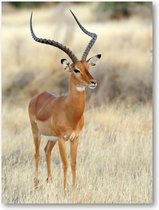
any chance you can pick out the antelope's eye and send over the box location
[74,68,80,74]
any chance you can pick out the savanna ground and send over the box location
[2,2,152,204]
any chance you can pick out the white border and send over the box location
[1,0,158,209]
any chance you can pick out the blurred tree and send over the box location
[10,2,45,8]
[9,1,88,9]
[95,2,152,20]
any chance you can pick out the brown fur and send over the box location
[28,60,99,192]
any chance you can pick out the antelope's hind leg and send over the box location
[44,141,57,183]
[30,121,41,189]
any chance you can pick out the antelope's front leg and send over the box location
[70,137,79,190]
[58,138,68,193]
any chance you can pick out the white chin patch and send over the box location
[76,85,86,92]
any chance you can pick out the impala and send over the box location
[28,10,101,191]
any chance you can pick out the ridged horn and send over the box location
[30,12,78,63]
[70,10,97,61]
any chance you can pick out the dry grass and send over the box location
[2,3,152,204]
[2,103,152,204]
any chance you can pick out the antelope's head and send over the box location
[30,10,101,91]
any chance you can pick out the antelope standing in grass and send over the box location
[28,10,101,192]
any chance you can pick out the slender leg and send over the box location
[30,120,41,189]
[70,137,79,190]
[34,136,40,189]
[44,141,57,182]
[58,139,68,194]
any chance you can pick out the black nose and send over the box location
[90,81,97,85]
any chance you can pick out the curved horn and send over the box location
[70,10,97,61]
[30,12,78,63]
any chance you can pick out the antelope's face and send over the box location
[61,54,101,91]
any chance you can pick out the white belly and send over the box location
[36,120,76,142]
[40,132,76,142]
[41,134,58,141]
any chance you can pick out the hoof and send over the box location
[34,178,39,189]
[46,177,52,183]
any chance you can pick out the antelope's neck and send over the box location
[67,74,86,119]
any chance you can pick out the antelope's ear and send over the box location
[87,54,101,67]
[61,59,71,71]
